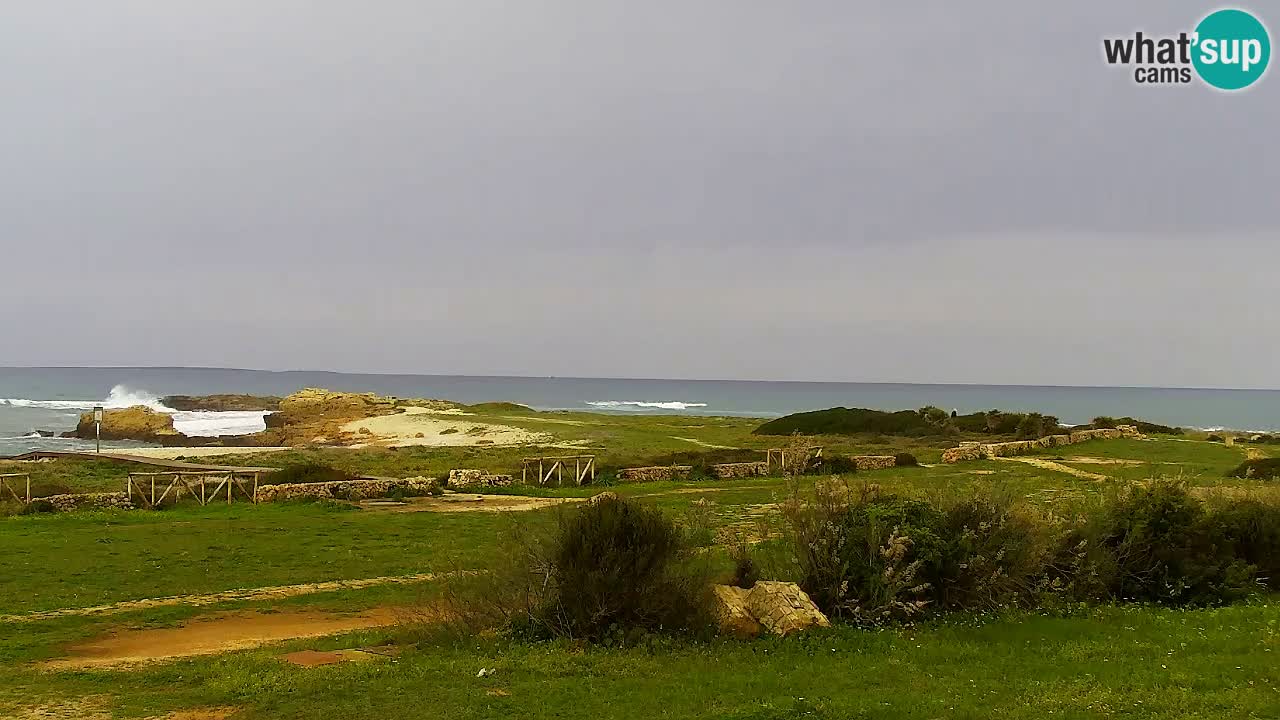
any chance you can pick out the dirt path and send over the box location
[996,457,1110,481]
[0,572,457,625]
[358,493,584,513]
[44,608,401,670]
[9,697,237,720]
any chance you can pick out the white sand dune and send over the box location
[342,407,552,447]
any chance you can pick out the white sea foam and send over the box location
[171,410,269,437]
[587,400,709,411]
[1,385,267,437]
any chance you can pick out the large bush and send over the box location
[1089,416,1184,435]
[783,482,942,622]
[935,497,1047,610]
[1228,458,1280,480]
[757,406,1062,439]
[1205,500,1280,590]
[443,496,711,641]
[1090,482,1255,606]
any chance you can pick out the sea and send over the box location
[1,367,1277,456]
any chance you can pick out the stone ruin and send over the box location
[616,465,693,482]
[710,581,830,638]
[941,425,1142,463]
[447,469,514,488]
[851,455,897,471]
[708,461,771,479]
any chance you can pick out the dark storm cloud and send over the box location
[1,2,1275,386]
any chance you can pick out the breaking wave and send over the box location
[1,385,267,437]
[586,400,709,411]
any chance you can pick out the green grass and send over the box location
[1,602,1275,719]
[0,502,525,613]
[1,425,1277,718]
[0,457,142,496]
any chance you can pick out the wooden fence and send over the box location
[0,473,31,504]
[764,446,823,473]
[126,471,262,509]
[521,455,596,486]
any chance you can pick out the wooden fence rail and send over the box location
[521,455,596,486]
[126,471,261,509]
[0,473,31,504]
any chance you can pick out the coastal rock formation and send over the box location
[447,469,514,488]
[709,461,770,479]
[852,455,897,471]
[65,407,181,443]
[616,465,693,482]
[161,394,282,411]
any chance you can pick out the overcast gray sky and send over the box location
[1,2,1275,387]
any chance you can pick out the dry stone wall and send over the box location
[709,462,771,479]
[852,455,897,471]
[447,469,514,488]
[616,465,692,482]
[941,425,1140,463]
[254,476,441,502]
[43,492,134,511]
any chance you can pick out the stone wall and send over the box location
[852,455,897,471]
[42,492,134,512]
[709,462,771,479]
[616,465,692,482]
[941,425,1141,464]
[254,476,441,502]
[447,469,514,488]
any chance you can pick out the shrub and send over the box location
[758,406,1062,439]
[444,496,711,642]
[730,539,760,589]
[1090,416,1184,435]
[935,497,1046,610]
[1092,481,1254,605]
[783,481,942,623]
[1206,434,1225,443]
[262,463,356,485]
[815,455,859,475]
[1015,413,1061,439]
[893,453,919,467]
[1205,500,1280,590]
[20,499,58,515]
[1228,458,1280,480]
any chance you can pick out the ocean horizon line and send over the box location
[2,365,1278,394]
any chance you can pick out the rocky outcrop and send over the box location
[711,581,829,638]
[852,455,896,471]
[161,394,281,411]
[65,407,181,443]
[709,462,770,479]
[447,469,514,488]
[942,426,1141,463]
[616,465,692,482]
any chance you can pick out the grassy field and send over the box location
[1,422,1276,719]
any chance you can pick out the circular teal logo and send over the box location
[1192,9,1271,90]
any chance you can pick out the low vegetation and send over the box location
[1229,458,1280,480]
[777,479,1279,622]
[441,496,711,641]
[755,406,1064,439]
[261,463,359,485]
